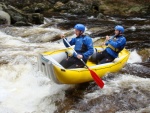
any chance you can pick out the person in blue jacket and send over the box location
[95,25,126,64]
[60,24,94,68]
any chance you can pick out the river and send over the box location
[0,13,150,113]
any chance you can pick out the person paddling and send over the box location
[60,24,94,69]
[94,25,126,64]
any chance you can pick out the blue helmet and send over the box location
[115,25,124,33]
[74,24,85,32]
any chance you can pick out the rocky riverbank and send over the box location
[0,0,150,25]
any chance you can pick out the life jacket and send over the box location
[74,35,88,52]
[107,44,123,53]
[63,35,94,60]
[105,35,126,58]
[106,36,124,53]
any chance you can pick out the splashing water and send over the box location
[0,62,71,113]
[0,28,72,113]
[127,50,142,63]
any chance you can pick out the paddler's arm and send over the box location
[82,37,94,60]
[104,35,111,45]
[105,35,116,45]
[60,34,76,47]
[106,37,126,48]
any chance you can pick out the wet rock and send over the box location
[0,10,10,25]
[39,22,55,28]
[0,17,7,24]
[147,5,150,15]
[138,49,150,62]
[53,1,65,11]
[54,83,91,113]
[1,3,44,25]
[97,13,106,19]
[26,31,62,42]
[23,2,51,13]
[89,26,113,37]
[60,1,91,14]
[89,27,105,33]
[128,5,144,14]
[34,3,49,13]
[99,0,150,16]
[1,0,150,17]
[0,60,9,65]
[14,21,32,26]
[121,63,150,78]
[28,13,44,24]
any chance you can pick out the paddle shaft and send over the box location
[63,38,89,68]
[63,38,104,88]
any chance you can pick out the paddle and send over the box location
[63,38,104,89]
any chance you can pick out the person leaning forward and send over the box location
[95,25,126,64]
[60,24,94,69]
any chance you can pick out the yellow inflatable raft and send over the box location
[38,46,130,84]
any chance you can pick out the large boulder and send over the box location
[0,10,10,25]
[1,4,44,26]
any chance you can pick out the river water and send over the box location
[0,14,150,113]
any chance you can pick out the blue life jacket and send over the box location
[63,35,94,60]
[105,35,126,58]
